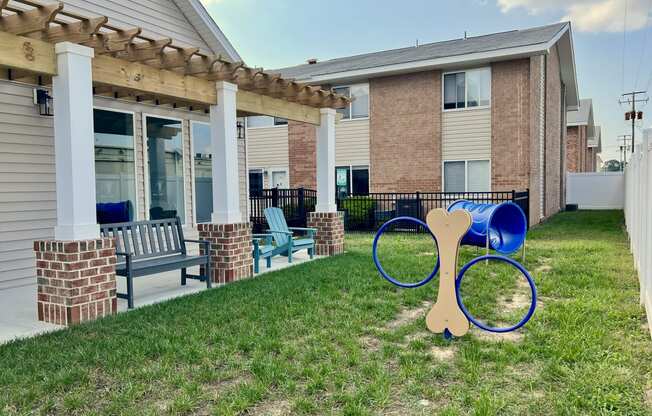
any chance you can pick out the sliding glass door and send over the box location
[145,116,185,221]
[93,109,136,223]
[192,122,212,223]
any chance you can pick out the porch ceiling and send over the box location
[0,0,349,124]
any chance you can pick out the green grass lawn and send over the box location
[1,211,651,415]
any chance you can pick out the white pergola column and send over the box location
[315,108,337,212]
[52,42,99,240]
[209,81,241,224]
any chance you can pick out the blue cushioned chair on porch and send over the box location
[263,207,316,263]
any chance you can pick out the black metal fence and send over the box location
[336,190,530,232]
[249,188,317,233]
[249,188,530,233]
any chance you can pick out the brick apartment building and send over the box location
[566,99,602,172]
[246,22,580,224]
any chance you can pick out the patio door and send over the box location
[191,122,213,223]
[145,116,185,222]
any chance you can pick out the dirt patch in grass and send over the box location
[360,335,382,352]
[245,399,291,416]
[470,326,524,343]
[386,301,433,329]
[430,345,456,361]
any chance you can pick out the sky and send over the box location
[201,0,652,163]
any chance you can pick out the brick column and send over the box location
[308,212,345,256]
[34,238,117,326]
[198,222,253,284]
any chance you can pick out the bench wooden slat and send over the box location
[146,223,156,255]
[170,219,181,252]
[162,222,172,252]
[137,223,149,255]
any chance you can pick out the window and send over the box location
[271,170,288,188]
[443,68,491,110]
[192,122,212,223]
[93,109,136,223]
[146,116,185,221]
[443,160,490,192]
[333,84,369,120]
[247,116,287,128]
[335,165,370,197]
[249,169,263,196]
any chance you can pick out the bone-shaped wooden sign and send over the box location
[425,208,472,337]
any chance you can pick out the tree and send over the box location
[602,159,622,172]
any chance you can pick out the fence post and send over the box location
[416,191,421,221]
[271,187,279,208]
[298,187,305,222]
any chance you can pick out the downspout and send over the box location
[540,54,547,219]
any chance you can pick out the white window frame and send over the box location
[335,164,370,194]
[93,106,140,220]
[142,113,187,224]
[442,67,491,112]
[333,83,370,121]
[268,168,290,188]
[442,159,492,192]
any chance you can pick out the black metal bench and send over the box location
[99,217,211,309]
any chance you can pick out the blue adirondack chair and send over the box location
[263,207,316,263]
[252,233,274,273]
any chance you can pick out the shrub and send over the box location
[341,196,376,226]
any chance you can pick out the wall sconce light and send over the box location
[33,88,53,116]
[237,121,244,139]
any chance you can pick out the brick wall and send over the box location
[491,59,531,191]
[566,126,580,172]
[198,222,253,284]
[527,55,544,225]
[544,46,564,216]
[288,121,316,189]
[34,238,117,326]
[369,71,442,192]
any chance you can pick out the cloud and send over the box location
[497,0,651,32]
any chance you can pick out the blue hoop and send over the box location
[372,216,440,288]
[456,255,537,333]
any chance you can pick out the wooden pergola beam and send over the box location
[0,2,62,35]
[113,38,171,62]
[33,16,107,44]
[237,89,320,125]
[148,47,199,69]
[82,27,140,54]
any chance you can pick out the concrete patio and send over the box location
[0,250,320,345]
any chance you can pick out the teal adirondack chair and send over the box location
[252,233,274,274]
[263,207,316,263]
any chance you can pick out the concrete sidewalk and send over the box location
[0,251,319,344]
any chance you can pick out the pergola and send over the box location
[0,0,345,240]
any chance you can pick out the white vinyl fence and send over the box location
[567,172,624,209]
[624,130,652,336]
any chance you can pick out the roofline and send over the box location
[290,23,570,84]
[176,0,241,61]
[564,22,580,112]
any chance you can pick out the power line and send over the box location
[634,0,652,89]
[622,0,629,92]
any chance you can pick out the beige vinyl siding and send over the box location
[336,119,370,166]
[247,125,289,170]
[182,120,194,225]
[238,136,248,222]
[0,81,55,288]
[442,108,491,160]
[60,0,213,53]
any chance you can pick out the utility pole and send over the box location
[618,135,632,168]
[620,91,648,153]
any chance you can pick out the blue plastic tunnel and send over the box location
[447,200,527,254]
